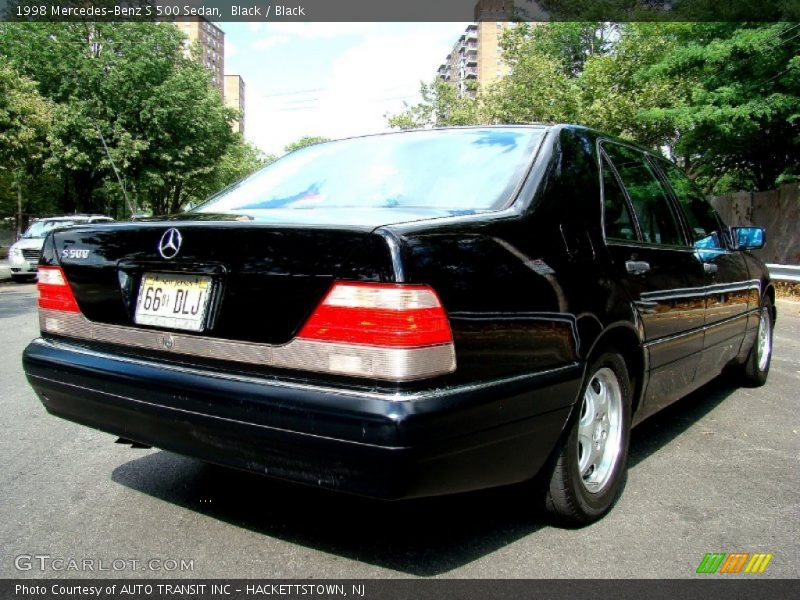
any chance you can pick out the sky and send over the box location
[222,22,470,156]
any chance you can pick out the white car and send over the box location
[8,215,113,282]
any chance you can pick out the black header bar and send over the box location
[4,579,800,600]
[1,0,799,23]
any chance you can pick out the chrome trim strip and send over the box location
[29,337,582,403]
[39,309,455,382]
[643,307,761,347]
[640,279,761,302]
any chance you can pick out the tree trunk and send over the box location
[16,172,23,241]
[169,182,183,215]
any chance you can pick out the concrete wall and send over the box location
[710,183,800,265]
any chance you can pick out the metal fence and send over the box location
[768,264,800,283]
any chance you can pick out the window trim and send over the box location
[599,147,642,244]
[597,139,690,250]
[649,156,735,253]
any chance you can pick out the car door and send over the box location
[600,141,708,411]
[656,160,754,382]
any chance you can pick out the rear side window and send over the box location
[601,154,637,241]
[659,162,729,250]
[603,143,684,247]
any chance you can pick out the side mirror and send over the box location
[732,227,765,250]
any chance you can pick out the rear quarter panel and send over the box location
[388,127,641,390]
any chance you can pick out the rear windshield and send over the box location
[195,128,544,216]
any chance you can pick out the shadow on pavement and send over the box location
[112,453,545,576]
[111,374,740,575]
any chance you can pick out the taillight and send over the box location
[297,282,456,380]
[37,267,80,313]
[299,282,452,347]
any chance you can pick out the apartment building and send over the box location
[175,19,246,135]
[437,22,514,97]
[175,18,225,94]
[224,75,246,135]
[437,1,546,97]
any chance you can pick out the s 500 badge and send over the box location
[61,248,90,260]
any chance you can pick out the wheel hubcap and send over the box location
[577,367,623,493]
[757,308,772,372]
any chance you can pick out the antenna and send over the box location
[96,127,138,217]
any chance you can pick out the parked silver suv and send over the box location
[8,215,113,282]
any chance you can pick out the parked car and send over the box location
[8,215,114,282]
[22,126,774,525]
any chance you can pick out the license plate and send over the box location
[134,273,212,332]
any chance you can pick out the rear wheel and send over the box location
[742,301,773,387]
[544,351,632,526]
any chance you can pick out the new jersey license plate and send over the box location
[134,273,212,332]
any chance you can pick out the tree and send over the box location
[637,23,800,192]
[0,56,53,234]
[577,23,690,149]
[482,45,580,125]
[183,138,275,209]
[501,22,614,77]
[284,136,331,153]
[386,79,480,129]
[0,22,240,216]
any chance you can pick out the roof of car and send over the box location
[35,215,112,221]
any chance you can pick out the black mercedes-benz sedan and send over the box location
[23,125,774,525]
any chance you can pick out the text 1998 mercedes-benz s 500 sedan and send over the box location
[23,125,775,525]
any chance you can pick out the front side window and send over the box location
[659,161,729,250]
[196,128,544,217]
[603,143,684,247]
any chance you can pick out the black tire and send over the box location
[11,274,34,283]
[544,351,632,527]
[742,300,774,387]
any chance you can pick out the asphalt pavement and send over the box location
[1,281,798,579]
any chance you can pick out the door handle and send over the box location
[703,262,719,274]
[625,260,651,275]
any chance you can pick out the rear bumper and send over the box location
[23,337,583,499]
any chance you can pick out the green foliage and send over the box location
[388,22,800,193]
[638,23,800,192]
[183,138,274,210]
[0,22,241,217]
[283,136,331,153]
[0,55,55,220]
[386,79,480,129]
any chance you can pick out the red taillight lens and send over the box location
[37,267,80,313]
[298,282,453,348]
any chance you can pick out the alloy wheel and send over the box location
[757,308,772,372]
[577,367,624,493]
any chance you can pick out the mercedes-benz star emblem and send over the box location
[158,228,182,259]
